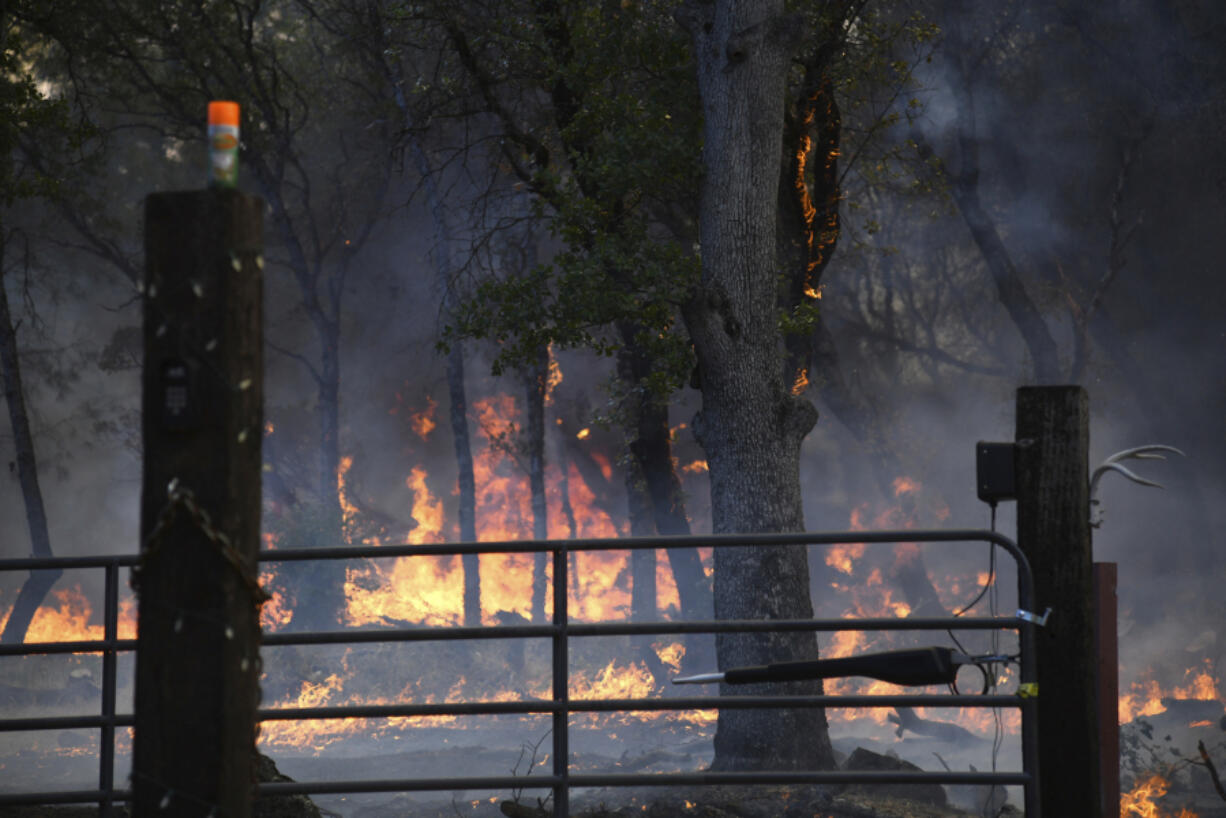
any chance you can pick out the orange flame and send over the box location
[337,454,358,534]
[1173,662,1220,701]
[407,466,445,544]
[791,368,810,396]
[680,459,708,475]
[409,396,438,440]
[0,585,137,643]
[1120,660,1222,723]
[545,346,563,405]
[1119,773,1199,818]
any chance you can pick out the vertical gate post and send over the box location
[1095,561,1120,818]
[134,189,264,817]
[1015,385,1100,818]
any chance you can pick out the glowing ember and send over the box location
[576,427,591,440]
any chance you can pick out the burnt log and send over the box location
[888,706,984,743]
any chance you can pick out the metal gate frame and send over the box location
[0,528,1040,816]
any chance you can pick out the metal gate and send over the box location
[0,528,1041,816]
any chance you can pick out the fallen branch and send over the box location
[889,706,983,743]
[1198,740,1226,802]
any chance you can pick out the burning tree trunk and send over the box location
[0,261,61,644]
[625,456,657,621]
[450,341,481,625]
[407,127,481,625]
[524,345,550,624]
[616,321,712,671]
[679,0,836,772]
[775,52,954,626]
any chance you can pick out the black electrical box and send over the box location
[161,358,198,431]
[976,441,1016,503]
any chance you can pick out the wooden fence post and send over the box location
[134,189,264,817]
[1095,561,1120,818]
[1015,385,1101,818]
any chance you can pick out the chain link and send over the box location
[133,478,270,605]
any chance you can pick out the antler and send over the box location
[1089,445,1185,527]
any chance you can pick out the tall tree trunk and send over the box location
[293,320,348,631]
[625,456,657,622]
[525,346,549,624]
[615,324,712,673]
[553,424,581,607]
[914,13,1061,383]
[0,266,61,644]
[624,439,669,686]
[680,1,836,772]
[449,341,481,625]
[408,130,482,626]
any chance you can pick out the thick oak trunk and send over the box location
[681,0,835,771]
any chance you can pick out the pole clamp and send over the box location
[1016,607,1052,627]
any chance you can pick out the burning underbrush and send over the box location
[256,635,714,756]
[1,382,1223,816]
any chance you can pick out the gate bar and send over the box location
[0,529,1040,816]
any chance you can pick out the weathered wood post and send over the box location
[1095,561,1120,818]
[1015,385,1100,818]
[134,189,264,817]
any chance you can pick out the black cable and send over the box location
[946,501,1017,697]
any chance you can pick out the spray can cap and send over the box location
[208,101,240,127]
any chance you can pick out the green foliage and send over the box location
[0,11,93,207]
[431,0,701,398]
[436,2,945,404]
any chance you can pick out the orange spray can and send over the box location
[207,101,240,188]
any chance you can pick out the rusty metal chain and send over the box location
[133,477,270,605]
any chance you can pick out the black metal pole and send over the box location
[100,561,119,815]
[552,542,569,818]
